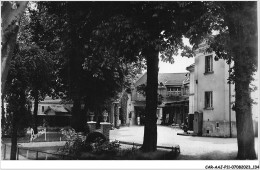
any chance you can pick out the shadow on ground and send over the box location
[177,151,238,160]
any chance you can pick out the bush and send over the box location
[59,128,87,156]
[85,132,106,143]
[91,140,120,155]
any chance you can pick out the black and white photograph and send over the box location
[1,1,259,169]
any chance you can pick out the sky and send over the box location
[159,55,194,73]
[159,37,193,73]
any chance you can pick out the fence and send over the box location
[1,144,77,160]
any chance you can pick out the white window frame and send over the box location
[205,55,213,73]
[205,91,213,109]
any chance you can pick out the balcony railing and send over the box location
[166,91,181,96]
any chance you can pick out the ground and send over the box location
[110,125,259,160]
[1,125,258,160]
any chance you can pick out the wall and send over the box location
[202,121,237,137]
[188,66,195,114]
[224,61,236,121]
[194,50,236,137]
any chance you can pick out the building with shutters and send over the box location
[187,42,237,137]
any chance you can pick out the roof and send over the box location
[135,72,188,86]
[42,106,71,116]
[158,73,187,86]
[35,96,73,105]
[48,106,69,113]
[186,64,195,72]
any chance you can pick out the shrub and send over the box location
[59,128,87,156]
[91,140,120,155]
[85,132,106,143]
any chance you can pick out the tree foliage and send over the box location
[27,2,146,131]
[34,2,209,151]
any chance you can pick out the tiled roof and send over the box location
[48,106,68,113]
[135,72,188,86]
[36,96,73,104]
[43,106,71,116]
[158,73,187,86]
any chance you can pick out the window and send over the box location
[42,106,44,112]
[205,55,213,73]
[205,91,213,109]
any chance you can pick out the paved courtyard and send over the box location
[110,125,258,160]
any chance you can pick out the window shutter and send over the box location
[210,55,213,72]
[205,92,207,108]
[205,56,207,73]
[210,91,213,107]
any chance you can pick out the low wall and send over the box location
[202,121,237,137]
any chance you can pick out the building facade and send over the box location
[112,72,189,127]
[187,43,237,137]
[186,64,195,130]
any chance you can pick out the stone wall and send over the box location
[202,120,237,137]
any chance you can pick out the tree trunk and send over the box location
[68,46,85,132]
[10,111,18,160]
[233,54,256,159]
[225,2,257,159]
[33,90,39,134]
[141,47,159,152]
[71,96,85,132]
[235,81,256,159]
[1,95,5,125]
[1,1,28,93]
[1,24,19,94]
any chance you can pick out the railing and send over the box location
[30,128,46,142]
[167,91,181,96]
[1,144,77,160]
